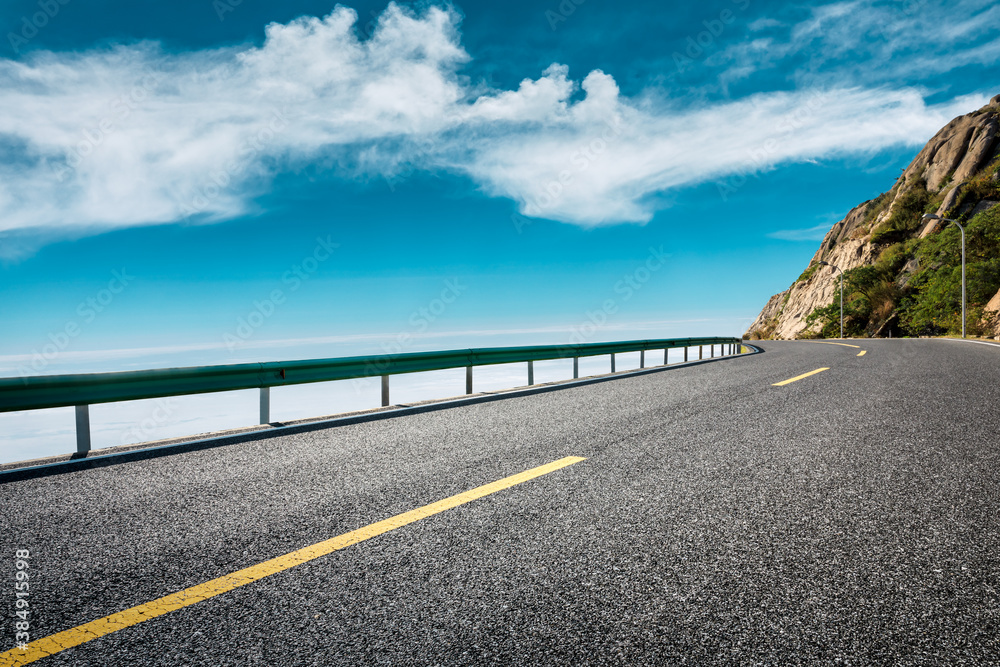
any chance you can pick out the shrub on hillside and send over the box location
[869,180,935,245]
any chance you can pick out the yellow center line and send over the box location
[808,341,861,349]
[0,456,587,667]
[773,368,830,386]
[857,350,867,357]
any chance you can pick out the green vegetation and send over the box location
[947,159,1000,216]
[804,204,1000,338]
[868,179,940,245]
[862,187,897,227]
[795,263,820,284]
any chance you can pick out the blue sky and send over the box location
[1,0,999,378]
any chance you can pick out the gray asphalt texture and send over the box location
[2,339,999,666]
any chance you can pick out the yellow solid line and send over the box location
[857,350,867,357]
[0,456,586,667]
[810,341,861,349]
[772,367,830,386]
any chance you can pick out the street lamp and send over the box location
[818,260,844,339]
[922,213,966,338]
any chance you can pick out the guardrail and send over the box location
[0,336,744,455]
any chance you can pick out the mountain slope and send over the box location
[747,94,1000,340]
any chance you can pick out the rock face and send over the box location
[747,96,1000,339]
[904,113,998,194]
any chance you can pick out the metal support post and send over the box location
[75,405,91,454]
[573,357,579,379]
[528,361,534,386]
[611,354,616,373]
[259,387,270,425]
[466,366,473,394]
[381,375,390,406]
[957,222,967,338]
[640,350,645,369]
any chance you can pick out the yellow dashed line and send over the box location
[857,350,867,357]
[0,456,587,666]
[810,341,861,349]
[773,368,830,386]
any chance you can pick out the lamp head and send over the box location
[922,213,942,222]
[818,260,828,266]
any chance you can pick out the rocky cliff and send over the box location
[746,94,1000,340]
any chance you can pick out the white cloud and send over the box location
[0,2,994,242]
[747,18,784,32]
[767,223,836,242]
[714,0,1000,86]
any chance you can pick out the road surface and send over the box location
[2,339,998,665]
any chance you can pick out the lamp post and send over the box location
[922,213,966,338]
[818,260,844,339]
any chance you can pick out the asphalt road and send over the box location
[2,339,999,666]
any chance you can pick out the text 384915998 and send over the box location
[14,550,30,651]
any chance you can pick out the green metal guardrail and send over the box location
[0,336,743,454]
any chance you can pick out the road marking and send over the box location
[857,350,867,357]
[0,456,586,667]
[773,368,830,386]
[942,338,1000,348]
[810,341,861,349]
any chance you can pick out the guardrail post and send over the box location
[640,350,645,369]
[573,357,579,379]
[684,347,688,363]
[259,388,270,425]
[75,405,91,454]
[711,345,715,359]
[381,375,390,406]
[528,361,534,386]
[611,353,616,373]
[466,366,473,394]
[663,349,668,365]
[699,346,703,360]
